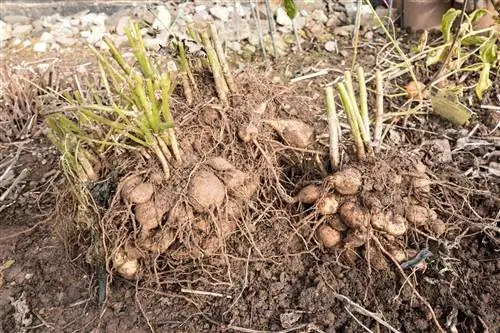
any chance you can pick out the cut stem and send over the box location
[374,70,384,152]
[209,22,235,93]
[338,82,366,161]
[325,87,340,169]
[200,27,229,105]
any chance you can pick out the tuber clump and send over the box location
[405,204,429,226]
[188,170,226,212]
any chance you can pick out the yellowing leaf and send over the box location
[476,63,492,100]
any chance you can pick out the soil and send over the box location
[1,26,499,333]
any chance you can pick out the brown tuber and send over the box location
[316,225,342,248]
[113,249,139,280]
[340,201,369,229]
[316,195,339,215]
[297,184,321,204]
[330,168,362,195]
[127,182,154,204]
[405,204,429,226]
[412,177,431,194]
[188,170,226,212]
[329,216,348,231]
[135,200,161,231]
[371,211,407,236]
[430,218,446,236]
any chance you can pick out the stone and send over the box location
[226,41,241,53]
[55,36,77,47]
[295,16,307,30]
[0,20,13,41]
[210,5,230,21]
[41,14,63,28]
[324,40,337,52]
[311,9,328,23]
[12,24,33,37]
[334,25,354,37]
[152,5,172,30]
[142,36,161,51]
[219,21,251,41]
[115,16,131,35]
[80,13,107,27]
[40,31,55,43]
[364,30,374,40]
[50,21,77,37]
[33,41,48,52]
[195,5,207,13]
[2,15,31,25]
[276,8,292,26]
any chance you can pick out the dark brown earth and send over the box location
[1,24,499,333]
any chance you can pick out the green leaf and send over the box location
[441,8,461,43]
[468,9,487,24]
[283,0,298,19]
[479,40,498,65]
[476,63,492,99]
[426,46,448,66]
[461,35,488,46]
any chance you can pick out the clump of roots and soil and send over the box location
[31,13,500,333]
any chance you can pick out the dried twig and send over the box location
[180,288,230,298]
[374,69,384,152]
[325,87,340,169]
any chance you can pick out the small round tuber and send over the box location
[412,177,431,194]
[344,229,368,248]
[329,216,348,231]
[135,200,160,231]
[297,184,321,204]
[113,250,139,280]
[430,218,446,236]
[188,170,226,212]
[316,195,339,215]
[340,201,369,229]
[405,204,429,226]
[127,182,154,204]
[316,225,342,248]
[386,214,407,236]
[330,168,362,195]
[371,211,389,230]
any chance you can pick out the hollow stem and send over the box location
[209,22,235,93]
[200,28,229,105]
[338,82,366,161]
[374,70,384,153]
[325,87,340,169]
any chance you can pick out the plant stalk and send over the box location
[374,70,384,153]
[209,22,235,93]
[200,28,229,105]
[338,82,366,161]
[325,87,340,169]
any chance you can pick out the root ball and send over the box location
[188,170,226,212]
[330,168,362,195]
[316,225,342,248]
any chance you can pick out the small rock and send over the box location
[364,30,374,40]
[33,41,48,52]
[0,20,12,41]
[55,36,77,47]
[195,5,207,13]
[82,25,106,44]
[40,31,55,43]
[210,5,230,21]
[324,40,337,52]
[294,16,307,30]
[12,24,33,37]
[280,312,302,329]
[80,12,107,27]
[311,9,328,23]
[3,15,31,25]
[142,36,161,51]
[115,16,131,35]
[276,8,292,26]
[226,41,241,53]
[70,18,80,26]
[334,25,354,37]
[152,5,171,30]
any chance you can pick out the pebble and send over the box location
[210,5,230,21]
[152,5,171,30]
[276,8,292,26]
[12,24,33,37]
[142,36,162,51]
[33,41,48,52]
[55,36,77,47]
[334,25,355,37]
[311,9,328,23]
[80,12,107,27]
[324,40,337,52]
[40,31,55,43]
[364,30,374,41]
[2,15,31,25]
[0,20,13,41]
